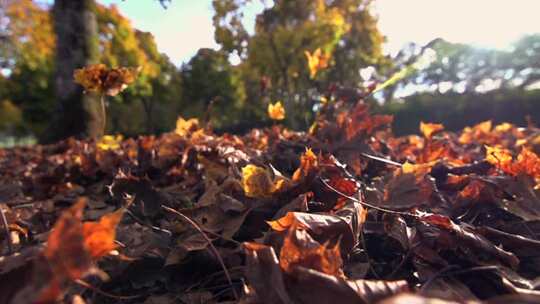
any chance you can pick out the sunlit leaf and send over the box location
[73,64,140,96]
[268,101,286,121]
[82,207,125,259]
[305,48,330,78]
[279,224,344,277]
[97,134,123,151]
[420,121,444,138]
[242,164,276,198]
[174,116,201,137]
[292,148,318,182]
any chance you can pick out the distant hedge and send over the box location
[376,89,540,135]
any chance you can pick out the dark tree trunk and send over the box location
[40,0,102,144]
[141,98,155,134]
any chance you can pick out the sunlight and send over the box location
[374,0,540,55]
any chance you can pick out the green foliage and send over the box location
[0,1,182,136]
[212,0,386,129]
[181,48,248,129]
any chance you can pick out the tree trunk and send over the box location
[40,0,102,144]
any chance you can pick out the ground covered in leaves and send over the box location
[2,96,540,304]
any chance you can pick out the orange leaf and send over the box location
[485,145,513,173]
[82,207,125,259]
[268,101,286,121]
[292,148,318,182]
[458,180,485,200]
[73,64,140,96]
[419,122,444,138]
[514,148,540,178]
[279,223,344,277]
[44,198,91,281]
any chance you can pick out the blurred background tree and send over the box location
[375,35,540,134]
[1,0,539,144]
[212,0,386,129]
[0,0,182,141]
[180,48,247,130]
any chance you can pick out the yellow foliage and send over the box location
[268,101,286,121]
[175,117,201,137]
[420,122,444,138]
[485,145,513,170]
[242,165,276,198]
[305,48,330,78]
[97,135,123,151]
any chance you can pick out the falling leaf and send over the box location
[268,101,286,121]
[305,48,330,78]
[73,64,140,96]
[44,199,92,281]
[82,207,125,259]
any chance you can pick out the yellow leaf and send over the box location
[268,101,286,121]
[175,116,200,137]
[242,165,276,198]
[419,122,444,138]
[97,134,123,151]
[305,48,330,78]
[485,145,513,170]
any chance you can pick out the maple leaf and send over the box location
[73,64,140,96]
[305,48,330,78]
[44,199,91,282]
[82,207,125,259]
[268,101,286,121]
[36,198,126,302]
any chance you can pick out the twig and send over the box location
[162,205,239,301]
[75,279,142,300]
[320,177,414,216]
[0,205,12,254]
[360,152,403,167]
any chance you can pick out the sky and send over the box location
[98,0,540,65]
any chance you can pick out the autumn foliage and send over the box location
[1,90,540,303]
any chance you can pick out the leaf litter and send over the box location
[1,93,540,303]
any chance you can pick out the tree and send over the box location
[0,1,182,138]
[43,0,102,143]
[212,0,386,129]
[181,48,246,130]
[380,35,540,102]
[1,0,56,135]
